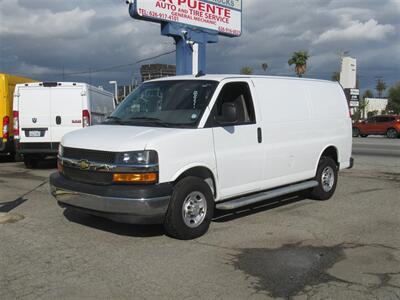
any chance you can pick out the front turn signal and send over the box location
[113,173,158,183]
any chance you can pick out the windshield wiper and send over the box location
[127,117,171,127]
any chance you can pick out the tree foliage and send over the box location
[363,89,374,99]
[261,63,268,72]
[240,66,253,75]
[387,82,400,114]
[288,51,310,77]
[375,79,387,98]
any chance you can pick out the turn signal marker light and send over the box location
[113,173,158,183]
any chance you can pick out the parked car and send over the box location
[0,73,37,157]
[353,115,400,138]
[13,82,115,167]
[50,75,353,240]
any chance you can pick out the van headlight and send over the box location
[117,150,158,166]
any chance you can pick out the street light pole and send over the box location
[109,81,118,103]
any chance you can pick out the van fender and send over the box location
[314,145,339,175]
[172,163,219,198]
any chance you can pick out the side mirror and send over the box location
[216,102,238,125]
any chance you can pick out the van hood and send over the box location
[61,125,178,152]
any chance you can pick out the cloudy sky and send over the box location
[0,0,399,94]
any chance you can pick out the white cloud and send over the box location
[391,0,400,11]
[0,0,398,90]
[0,0,96,38]
[315,19,395,44]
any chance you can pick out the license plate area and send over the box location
[24,128,47,138]
[29,131,41,137]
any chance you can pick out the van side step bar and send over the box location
[216,180,318,211]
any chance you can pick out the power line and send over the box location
[64,49,176,77]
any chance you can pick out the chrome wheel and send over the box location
[387,129,397,139]
[182,191,207,228]
[321,166,335,192]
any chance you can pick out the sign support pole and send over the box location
[161,22,218,75]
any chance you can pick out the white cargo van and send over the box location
[50,75,353,239]
[13,82,115,167]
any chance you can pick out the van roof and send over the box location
[15,82,101,89]
[148,74,339,85]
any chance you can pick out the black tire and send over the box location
[308,157,338,201]
[23,155,40,168]
[360,134,368,138]
[352,127,360,137]
[164,176,214,240]
[386,128,398,139]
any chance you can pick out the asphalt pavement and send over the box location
[0,138,399,299]
[353,136,400,157]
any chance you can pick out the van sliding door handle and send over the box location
[56,116,61,125]
[257,127,262,143]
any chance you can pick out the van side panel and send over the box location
[252,78,351,190]
[307,83,352,169]
[87,87,115,125]
[252,78,316,189]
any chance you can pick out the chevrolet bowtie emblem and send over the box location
[78,160,90,170]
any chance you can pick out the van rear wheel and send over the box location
[164,176,214,240]
[23,155,41,169]
[308,157,338,201]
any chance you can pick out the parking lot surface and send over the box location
[1,137,399,299]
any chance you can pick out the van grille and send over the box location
[63,147,117,164]
[62,167,113,185]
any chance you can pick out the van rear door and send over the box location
[18,87,52,143]
[50,86,84,142]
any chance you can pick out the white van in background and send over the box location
[50,75,353,240]
[13,82,115,167]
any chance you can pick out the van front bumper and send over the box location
[49,173,172,224]
[17,142,59,155]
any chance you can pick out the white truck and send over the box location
[13,82,115,167]
[50,75,353,240]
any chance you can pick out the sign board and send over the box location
[340,57,357,89]
[350,89,359,96]
[344,88,360,107]
[133,0,242,37]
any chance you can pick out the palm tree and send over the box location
[288,51,310,77]
[376,79,387,98]
[261,63,268,72]
[240,66,253,75]
[360,90,373,119]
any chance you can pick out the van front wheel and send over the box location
[308,157,338,201]
[164,176,214,240]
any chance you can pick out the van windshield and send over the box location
[106,80,218,128]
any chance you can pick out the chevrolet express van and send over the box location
[13,82,115,167]
[0,73,36,157]
[50,75,353,239]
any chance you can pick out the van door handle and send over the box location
[56,116,61,125]
[257,127,262,143]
